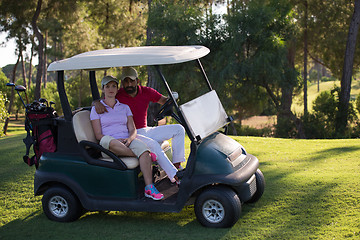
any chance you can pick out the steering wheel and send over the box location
[155,98,174,122]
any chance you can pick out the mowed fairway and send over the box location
[0,131,359,240]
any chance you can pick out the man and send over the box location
[94,67,185,182]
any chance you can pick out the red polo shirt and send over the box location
[116,86,162,129]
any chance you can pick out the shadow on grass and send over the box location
[315,146,360,155]
[244,167,342,239]
[0,207,231,240]
[0,134,35,188]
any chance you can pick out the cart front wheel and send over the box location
[42,186,83,222]
[246,169,265,203]
[195,187,241,228]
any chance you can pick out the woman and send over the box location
[90,75,163,200]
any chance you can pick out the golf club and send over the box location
[39,98,49,107]
[6,83,28,108]
[15,85,29,104]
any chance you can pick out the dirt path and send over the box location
[242,116,276,129]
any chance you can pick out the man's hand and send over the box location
[93,100,107,114]
[158,95,168,105]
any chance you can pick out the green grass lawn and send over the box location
[0,130,360,239]
[292,79,360,114]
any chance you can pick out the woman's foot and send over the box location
[144,184,164,200]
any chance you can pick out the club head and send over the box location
[39,98,48,103]
[15,85,26,92]
[6,83,15,87]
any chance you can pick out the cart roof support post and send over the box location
[197,59,212,91]
[89,71,100,101]
[154,65,195,142]
[57,71,72,121]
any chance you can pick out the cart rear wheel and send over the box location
[194,187,241,228]
[42,186,83,222]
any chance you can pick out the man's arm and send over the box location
[157,95,168,105]
[157,92,178,105]
[92,100,108,114]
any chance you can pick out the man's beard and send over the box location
[125,86,136,94]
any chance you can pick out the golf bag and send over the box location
[23,101,57,168]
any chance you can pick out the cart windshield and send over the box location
[179,90,229,140]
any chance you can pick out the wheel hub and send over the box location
[202,199,225,223]
[49,196,68,218]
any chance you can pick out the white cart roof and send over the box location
[47,45,210,72]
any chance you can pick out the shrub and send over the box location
[356,94,360,115]
[321,76,336,82]
[275,115,297,138]
[235,124,273,137]
[313,90,337,127]
[0,91,9,137]
[302,88,358,139]
[301,113,329,139]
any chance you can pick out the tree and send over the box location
[0,70,10,136]
[305,0,360,80]
[146,0,205,125]
[336,0,360,136]
[0,91,9,137]
[86,0,146,49]
[2,55,20,135]
[302,0,308,115]
[221,0,303,137]
[0,0,34,116]
[31,0,44,100]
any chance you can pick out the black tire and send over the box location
[194,186,241,228]
[42,186,83,222]
[246,169,265,204]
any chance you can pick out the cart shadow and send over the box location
[0,206,237,240]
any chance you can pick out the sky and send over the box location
[0,32,39,68]
[0,32,18,68]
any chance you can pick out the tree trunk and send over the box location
[28,36,34,87]
[20,45,27,88]
[145,0,160,127]
[43,30,48,88]
[303,0,308,115]
[276,38,306,139]
[31,0,44,100]
[336,0,360,135]
[3,55,20,135]
[316,59,320,92]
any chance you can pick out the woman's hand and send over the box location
[120,138,133,147]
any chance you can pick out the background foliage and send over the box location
[1,0,360,138]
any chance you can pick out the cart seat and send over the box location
[72,110,139,169]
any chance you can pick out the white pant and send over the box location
[137,124,186,180]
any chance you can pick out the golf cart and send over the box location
[34,45,265,228]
